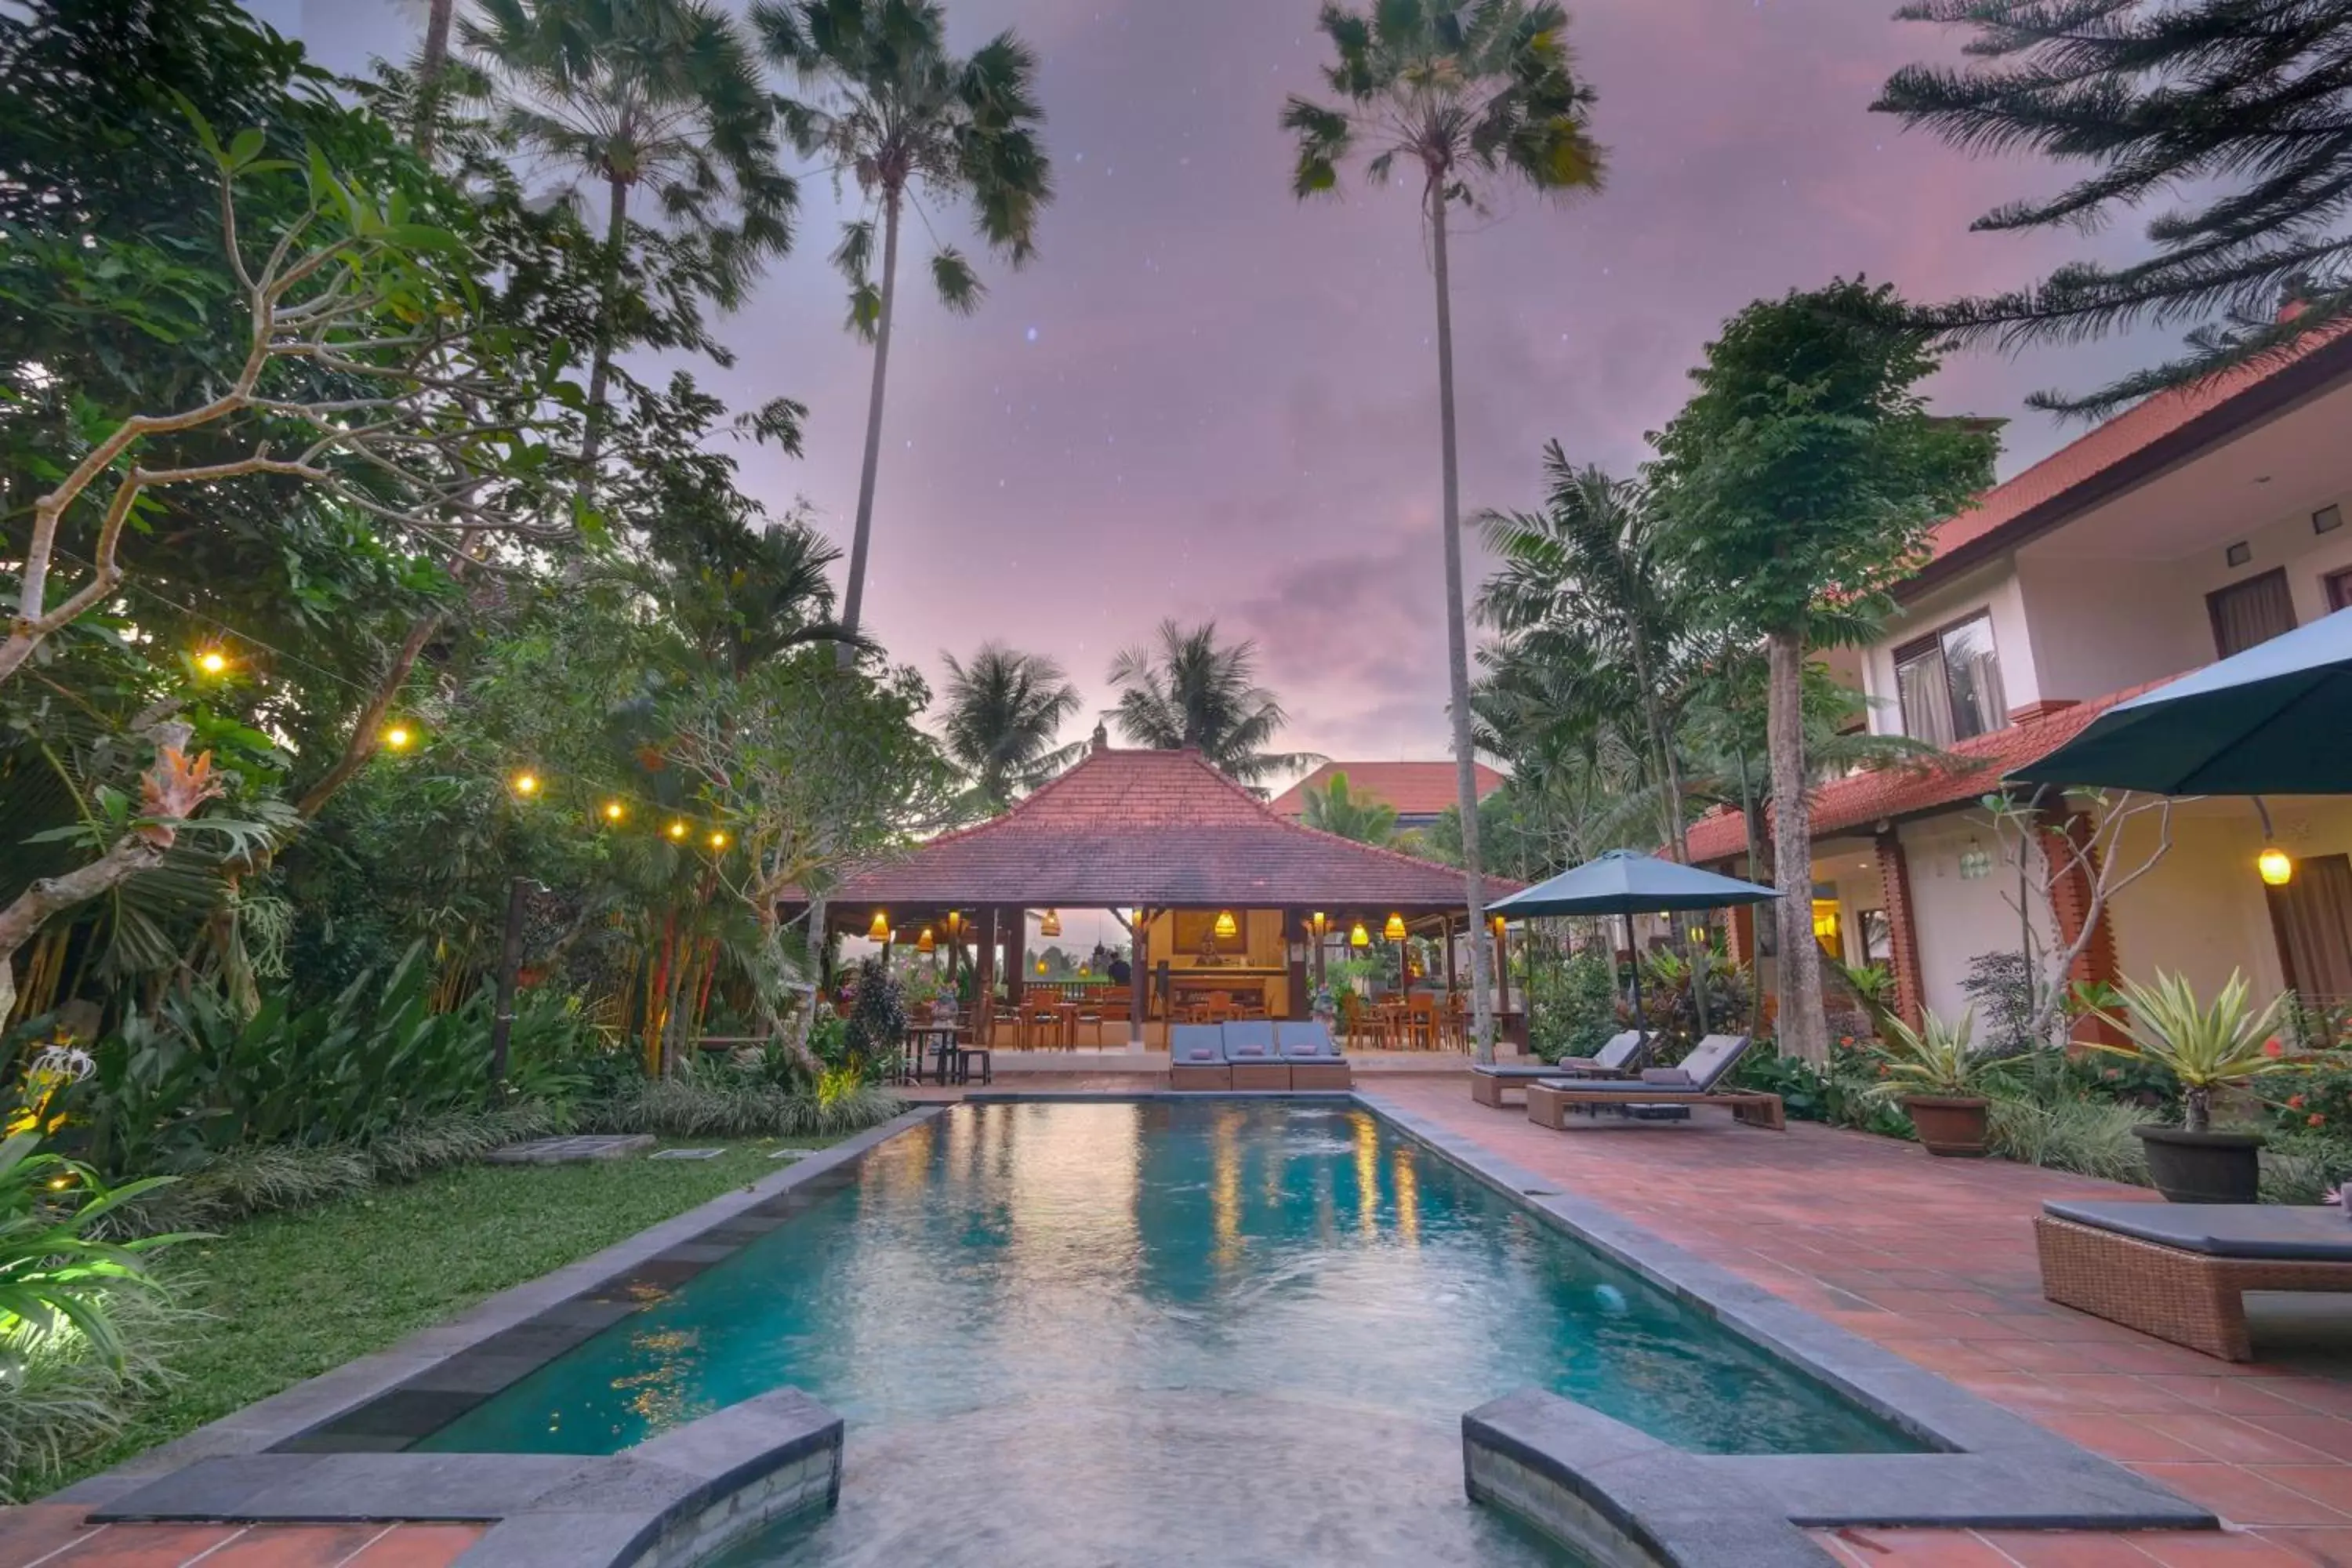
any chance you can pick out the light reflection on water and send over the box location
[423,1102,1912,1561]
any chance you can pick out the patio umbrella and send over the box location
[2007,607,2352,796]
[1488,850,1780,1022]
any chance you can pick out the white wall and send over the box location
[2177,494,2352,630]
[2015,554,2206,705]
[2105,797,2352,1004]
[1896,811,2061,1024]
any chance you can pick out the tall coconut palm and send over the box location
[464,0,797,496]
[754,0,1052,663]
[939,642,1084,812]
[1285,0,1602,1060]
[1106,620,1318,789]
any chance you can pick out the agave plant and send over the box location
[1,1131,194,1381]
[1865,1007,2007,1102]
[2090,970,2301,1133]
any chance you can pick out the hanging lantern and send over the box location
[868,910,891,942]
[1384,913,1406,942]
[2259,847,2295,887]
[917,927,936,954]
[945,911,962,934]
[1214,909,1240,939]
[1348,920,1370,949]
[1039,908,1063,938]
[1311,911,1327,932]
[1492,913,1508,935]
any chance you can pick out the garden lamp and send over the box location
[2259,847,2294,886]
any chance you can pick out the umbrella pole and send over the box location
[1624,912,1642,1025]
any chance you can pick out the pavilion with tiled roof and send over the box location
[791,739,1522,1044]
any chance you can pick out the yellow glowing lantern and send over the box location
[2259,847,2295,887]
[1348,920,1370,949]
[383,724,414,752]
[1384,913,1406,942]
[917,927,936,954]
[1213,909,1240,940]
[196,648,228,675]
[510,770,540,798]
[868,910,891,942]
[1036,959,1048,975]
[1038,908,1062,938]
[603,800,626,823]
[945,911,961,934]
[1311,911,1327,932]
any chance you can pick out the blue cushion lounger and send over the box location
[1276,1021,1352,1091]
[1222,1020,1290,1090]
[1523,1036,1784,1131]
[1468,1031,1650,1107]
[2037,1201,2352,1360]
[1169,1024,1230,1091]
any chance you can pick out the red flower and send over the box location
[1840,1036,1855,1047]
[2264,1037,2285,1058]
[2290,1094,2307,1109]
[2312,1113,2328,1127]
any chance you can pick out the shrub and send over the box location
[1863,1008,2015,1102]
[581,1054,905,1141]
[1729,1047,1914,1138]
[1,1287,191,1504]
[838,956,906,1080]
[2,1131,195,1378]
[1527,948,1620,1064]
[1984,1095,2152,1185]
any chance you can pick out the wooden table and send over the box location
[905,1023,962,1083]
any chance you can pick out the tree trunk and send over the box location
[836,184,903,667]
[414,0,456,161]
[1427,171,1496,1064]
[1766,628,1828,1062]
[1625,618,1687,863]
[577,176,631,503]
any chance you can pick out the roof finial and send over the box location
[1091,721,1109,753]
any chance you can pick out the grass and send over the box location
[57,1140,818,1491]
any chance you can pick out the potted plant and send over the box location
[2090,970,2302,1203]
[1865,1007,2005,1156]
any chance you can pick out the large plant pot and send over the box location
[2134,1126,2264,1204]
[1902,1095,1991,1157]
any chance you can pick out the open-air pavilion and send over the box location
[786,739,1523,1047]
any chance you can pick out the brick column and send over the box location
[1729,902,1757,969]
[1875,829,1926,1030]
[2037,811,2124,1045]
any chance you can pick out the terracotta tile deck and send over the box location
[1371,1078,2352,1567]
[0,1511,483,1568]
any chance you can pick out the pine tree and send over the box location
[1876,0,2352,418]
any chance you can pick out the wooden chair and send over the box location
[1403,994,1441,1051]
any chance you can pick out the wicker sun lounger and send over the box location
[2037,1200,2352,1361]
[1276,1022,1351,1091]
[1169,1025,1230,1091]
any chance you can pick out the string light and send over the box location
[666,820,690,841]
[603,800,627,823]
[196,648,229,675]
[510,771,541,798]
[706,829,728,850]
[382,724,414,751]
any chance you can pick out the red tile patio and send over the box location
[0,1511,483,1568]
[1372,1077,2352,1566]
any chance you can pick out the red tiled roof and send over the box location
[814,746,1518,909]
[1682,679,2174,865]
[1268,760,1505,819]
[1916,325,2352,589]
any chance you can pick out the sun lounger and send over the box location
[1468,1032,1648,1106]
[1525,1036,1780,1130]
[1222,1020,1288,1090]
[2037,1200,2352,1361]
[1169,1025,1230,1091]
[1276,1022,1351,1091]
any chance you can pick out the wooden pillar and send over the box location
[1004,908,1026,1007]
[1874,829,1927,1031]
[1443,913,1458,993]
[1129,909,1148,1047]
[975,906,999,1042]
[1285,909,1308,1020]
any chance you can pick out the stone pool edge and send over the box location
[52,1107,944,1511]
[1357,1091,2216,1546]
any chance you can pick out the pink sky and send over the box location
[279,0,2167,775]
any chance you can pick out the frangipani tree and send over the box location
[755,0,1051,660]
[1284,0,1602,1061]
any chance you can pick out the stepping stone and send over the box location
[485,1134,655,1165]
[768,1147,814,1161]
[649,1146,725,1161]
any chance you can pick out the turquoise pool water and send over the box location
[424,1102,1913,1564]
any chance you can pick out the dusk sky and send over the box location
[270,0,2165,772]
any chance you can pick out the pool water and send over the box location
[425,1102,1913,1564]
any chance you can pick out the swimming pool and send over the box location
[422,1101,1915,1564]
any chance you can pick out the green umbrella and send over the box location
[2009,608,2352,795]
[1488,850,1779,1022]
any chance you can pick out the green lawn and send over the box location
[70,1142,817,1486]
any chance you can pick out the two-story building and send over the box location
[1685,333,2352,1031]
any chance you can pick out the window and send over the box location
[1893,612,2008,744]
[2207,568,2298,658]
[1857,909,1893,966]
[2270,854,2352,1007]
[2329,567,2352,613]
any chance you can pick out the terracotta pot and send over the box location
[1903,1094,1991,1158]
[2134,1125,2263,1204]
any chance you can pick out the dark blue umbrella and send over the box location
[2008,607,2352,795]
[1489,851,1778,1020]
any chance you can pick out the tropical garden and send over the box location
[9,0,2352,1515]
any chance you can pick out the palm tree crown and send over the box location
[754,0,1053,656]
[1301,771,1403,848]
[939,642,1083,812]
[1106,620,1317,788]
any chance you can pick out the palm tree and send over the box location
[939,642,1084,812]
[754,0,1052,662]
[1106,620,1318,788]
[463,0,797,495]
[1302,771,1403,848]
[1286,0,1602,1061]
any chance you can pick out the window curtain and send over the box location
[2271,853,2352,1006]
[1896,649,1955,746]
[1941,619,2008,739]
[2209,571,2298,658]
